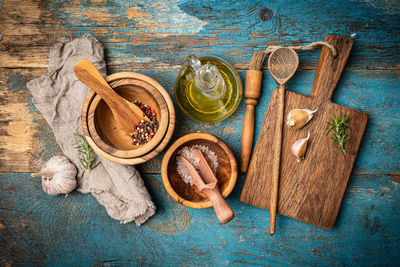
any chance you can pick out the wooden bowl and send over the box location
[161,133,237,209]
[86,72,169,158]
[82,90,175,164]
[81,72,176,164]
[88,79,169,158]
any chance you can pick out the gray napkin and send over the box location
[27,34,156,225]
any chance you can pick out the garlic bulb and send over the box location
[287,108,318,130]
[32,156,77,196]
[291,131,310,163]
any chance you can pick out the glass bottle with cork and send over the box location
[174,55,242,123]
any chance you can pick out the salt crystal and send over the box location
[176,145,219,184]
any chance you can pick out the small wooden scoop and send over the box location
[268,48,299,235]
[180,148,235,224]
[74,59,150,136]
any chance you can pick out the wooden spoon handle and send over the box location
[203,187,235,224]
[269,84,285,235]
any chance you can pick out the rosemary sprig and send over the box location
[326,115,351,155]
[73,132,101,170]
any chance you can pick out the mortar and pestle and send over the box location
[161,133,237,224]
[75,60,175,164]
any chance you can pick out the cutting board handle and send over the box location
[311,34,354,104]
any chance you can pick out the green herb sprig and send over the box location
[73,132,101,170]
[326,115,351,155]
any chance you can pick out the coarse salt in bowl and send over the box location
[161,133,237,209]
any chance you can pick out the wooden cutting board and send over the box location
[240,34,368,229]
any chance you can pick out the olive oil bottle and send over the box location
[174,55,242,123]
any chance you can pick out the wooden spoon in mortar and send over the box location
[267,48,299,235]
[74,59,150,136]
[180,148,234,224]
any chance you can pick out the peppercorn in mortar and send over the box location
[130,100,159,145]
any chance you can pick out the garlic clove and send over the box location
[286,108,318,130]
[32,155,77,196]
[291,131,310,163]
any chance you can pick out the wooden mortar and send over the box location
[81,72,175,164]
[161,133,237,209]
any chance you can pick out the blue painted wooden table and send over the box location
[1,0,399,265]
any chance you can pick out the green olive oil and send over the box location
[174,56,242,123]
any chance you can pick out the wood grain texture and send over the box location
[75,60,151,135]
[85,74,169,158]
[0,68,63,172]
[81,73,175,165]
[1,0,399,263]
[181,149,234,224]
[268,47,299,234]
[1,68,399,173]
[269,84,285,234]
[87,80,164,153]
[1,172,399,265]
[161,133,237,209]
[241,35,368,229]
[1,0,399,70]
[240,70,262,172]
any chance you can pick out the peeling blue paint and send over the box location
[6,72,25,92]
[0,173,399,265]
[2,0,400,265]
[41,0,400,69]
[118,68,400,175]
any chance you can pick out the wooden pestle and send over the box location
[74,59,150,137]
[240,50,266,172]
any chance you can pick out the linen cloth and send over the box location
[27,34,156,225]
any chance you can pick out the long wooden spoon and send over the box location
[74,59,149,136]
[267,48,299,235]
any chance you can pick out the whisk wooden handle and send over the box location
[269,84,285,235]
[241,105,255,172]
[240,70,263,172]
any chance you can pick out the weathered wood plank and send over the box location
[1,0,399,69]
[1,0,398,265]
[1,68,399,174]
[0,68,63,173]
[1,172,399,265]
[0,69,400,174]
